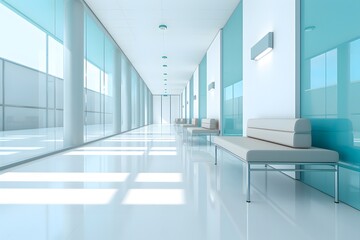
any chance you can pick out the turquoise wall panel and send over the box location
[301,0,360,210]
[190,76,194,120]
[199,55,207,120]
[221,2,243,135]
[86,13,104,69]
[221,2,243,136]
[3,0,63,40]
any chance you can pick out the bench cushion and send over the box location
[247,118,311,148]
[201,119,218,129]
[214,136,338,163]
[191,118,199,126]
[188,127,220,135]
[181,124,196,128]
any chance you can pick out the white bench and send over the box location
[187,119,220,145]
[180,118,199,136]
[213,118,339,203]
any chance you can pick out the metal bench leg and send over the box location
[215,145,218,165]
[335,164,339,203]
[247,163,251,203]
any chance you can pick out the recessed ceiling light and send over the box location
[162,56,167,59]
[159,24,167,30]
[305,26,316,32]
[163,64,167,67]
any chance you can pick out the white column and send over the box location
[135,74,140,128]
[121,54,131,131]
[113,51,121,133]
[64,0,84,147]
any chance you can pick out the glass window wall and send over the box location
[301,0,360,210]
[221,2,243,136]
[0,1,152,169]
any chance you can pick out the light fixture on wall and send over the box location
[304,26,316,32]
[163,73,167,76]
[194,95,197,100]
[162,56,167,59]
[251,32,274,61]
[208,82,215,92]
[159,24,167,30]
[163,64,167,67]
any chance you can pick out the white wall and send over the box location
[193,67,199,118]
[170,95,180,123]
[162,95,171,124]
[206,31,222,127]
[153,95,162,124]
[186,81,190,119]
[181,90,186,118]
[243,0,299,134]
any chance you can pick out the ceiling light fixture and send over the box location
[159,24,167,30]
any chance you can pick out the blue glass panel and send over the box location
[221,2,243,136]
[301,0,360,210]
[3,0,63,40]
[190,76,194,119]
[199,55,207,120]
[55,0,64,40]
[350,39,360,82]
[86,13,104,69]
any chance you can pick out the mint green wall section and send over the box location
[190,76,194,119]
[199,55,207,120]
[2,0,64,40]
[300,0,360,210]
[221,2,243,136]
[85,13,105,69]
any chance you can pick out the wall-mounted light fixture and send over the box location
[194,95,197,100]
[208,81,215,92]
[159,24,167,30]
[251,32,274,61]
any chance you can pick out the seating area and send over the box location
[185,118,220,145]
[213,118,339,203]
[179,118,199,136]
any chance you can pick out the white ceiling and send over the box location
[84,0,240,95]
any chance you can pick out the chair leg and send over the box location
[334,164,339,203]
[247,163,251,203]
[215,146,218,165]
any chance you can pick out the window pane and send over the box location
[0,3,46,72]
[48,36,63,78]
[4,62,47,108]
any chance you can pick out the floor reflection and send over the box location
[0,125,359,240]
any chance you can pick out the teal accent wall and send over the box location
[3,0,64,40]
[199,55,207,120]
[221,2,243,136]
[190,76,194,119]
[300,0,360,210]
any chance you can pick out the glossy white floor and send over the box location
[0,124,359,240]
